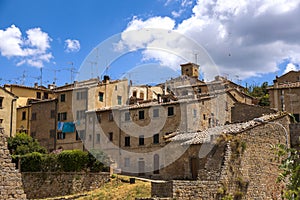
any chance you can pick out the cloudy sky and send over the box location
[0,0,300,86]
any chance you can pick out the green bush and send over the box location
[87,149,110,172]
[41,153,60,172]
[7,133,46,155]
[57,149,88,172]
[20,152,43,172]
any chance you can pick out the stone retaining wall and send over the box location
[22,172,110,199]
[0,128,27,200]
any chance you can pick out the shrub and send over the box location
[87,149,110,172]
[20,152,43,172]
[41,153,60,172]
[57,149,88,172]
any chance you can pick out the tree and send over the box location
[275,144,300,199]
[247,82,270,106]
[7,132,46,155]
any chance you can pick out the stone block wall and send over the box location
[152,180,220,199]
[21,172,110,199]
[231,102,276,123]
[0,129,27,200]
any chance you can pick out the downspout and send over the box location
[10,98,17,137]
[27,106,30,134]
[84,88,88,151]
[54,99,58,150]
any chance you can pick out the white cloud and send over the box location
[118,0,300,80]
[64,39,80,53]
[284,63,298,74]
[0,24,53,68]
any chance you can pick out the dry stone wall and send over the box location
[0,129,27,200]
[22,172,110,199]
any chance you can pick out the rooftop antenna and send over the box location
[194,53,198,64]
[63,62,77,83]
[21,70,26,85]
[88,61,97,79]
[40,68,43,86]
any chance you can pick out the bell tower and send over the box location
[180,63,199,79]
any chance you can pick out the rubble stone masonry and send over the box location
[0,129,27,200]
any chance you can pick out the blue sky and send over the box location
[1,0,300,87]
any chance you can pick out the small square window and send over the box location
[0,97,3,108]
[117,96,122,105]
[139,110,145,120]
[115,85,118,91]
[153,134,159,144]
[124,158,130,167]
[193,109,197,118]
[153,109,159,118]
[31,113,37,120]
[109,132,113,141]
[98,92,104,102]
[125,136,130,147]
[139,135,144,146]
[57,132,65,140]
[96,134,100,143]
[60,94,66,102]
[22,111,26,120]
[168,107,174,116]
[36,92,41,99]
[109,112,114,121]
[125,112,130,121]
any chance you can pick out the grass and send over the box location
[43,175,151,200]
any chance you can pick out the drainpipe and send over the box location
[54,99,58,150]
[27,106,30,135]
[10,98,17,137]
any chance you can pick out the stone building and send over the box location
[268,73,300,122]
[0,87,18,137]
[152,113,290,199]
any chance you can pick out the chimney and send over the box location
[34,82,38,88]
[103,75,110,84]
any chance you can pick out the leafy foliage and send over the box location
[7,132,46,155]
[87,149,110,172]
[57,149,89,172]
[19,152,43,172]
[247,82,270,106]
[274,144,300,199]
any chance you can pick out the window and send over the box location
[117,96,122,105]
[89,134,92,141]
[76,130,85,141]
[60,94,66,102]
[96,134,100,143]
[168,107,174,116]
[0,97,3,108]
[115,85,118,91]
[50,110,55,118]
[50,130,55,138]
[153,134,159,144]
[0,119,3,124]
[57,132,65,140]
[154,154,159,174]
[76,91,87,100]
[198,88,202,93]
[139,135,144,146]
[193,109,197,118]
[203,114,206,120]
[96,113,101,123]
[44,92,49,99]
[140,92,144,99]
[153,109,159,118]
[22,111,26,120]
[109,112,114,121]
[139,110,144,120]
[98,92,104,102]
[76,110,85,120]
[58,112,67,121]
[31,112,37,121]
[124,158,130,167]
[109,132,113,141]
[125,112,130,121]
[133,91,137,97]
[125,136,130,147]
[36,92,41,99]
